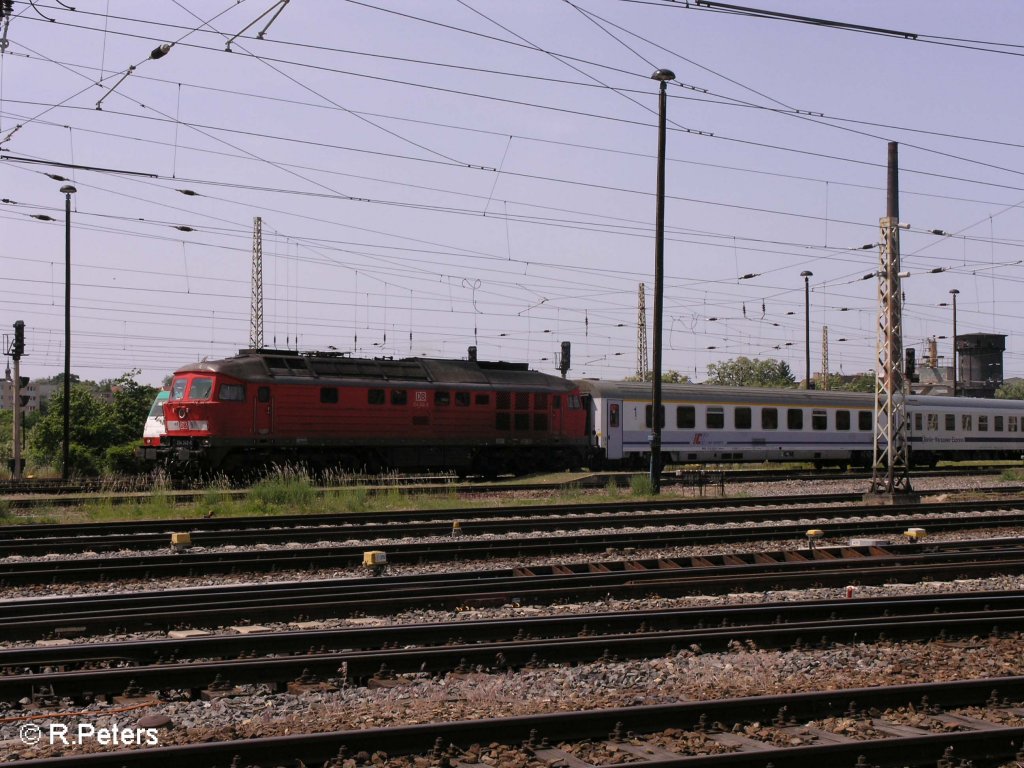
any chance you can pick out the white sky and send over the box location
[1,1,1022,387]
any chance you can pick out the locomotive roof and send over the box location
[173,349,576,392]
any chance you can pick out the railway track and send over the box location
[2,591,1022,705]
[2,538,1022,640]
[7,677,1024,767]
[2,499,1023,584]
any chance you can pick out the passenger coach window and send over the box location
[645,405,665,428]
[858,411,872,430]
[812,410,827,430]
[435,391,450,406]
[762,408,778,430]
[368,389,385,405]
[945,414,955,431]
[454,392,471,407]
[610,404,620,428]
[677,406,695,429]
[706,407,724,429]
[320,387,338,404]
[836,410,850,431]
[995,415,1004,432]
[219,384,245,401]
[787,409,803,430]
[927,414,938,431]
[735,407,751,429]
[979,415,988,432]
[914,413,923,431]
[962,414,972,431]
[189,378,213,400]
[391,390,408,406]
[1010,416,1019,433]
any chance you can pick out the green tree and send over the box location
[826,372,876,392]
[623,370,690,383]
[27,371,157,476]
[996,380,1024,400]
[704,357,796,388]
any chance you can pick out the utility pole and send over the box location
[636,282,649,381]
[250,216,264,350]
[821,325,829,390]
[869,142,914,499]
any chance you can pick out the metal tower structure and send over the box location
[870,142,913,496]
[249,216,264,350]
[636,282,649,381]
[821,325,829,390]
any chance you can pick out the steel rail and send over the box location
[2,496,1023,557]
[2,541,1023,640]
[7,677,1024,767]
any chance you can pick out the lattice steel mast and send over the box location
[250,216,264,350]
[637,282,649,381]
[870,142,913,496]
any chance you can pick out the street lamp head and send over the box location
[800,270,813,278]
[949,288,960,296]
[59,185,77,195]
[651,69,675,82]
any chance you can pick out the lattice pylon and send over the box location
[821,325,829,390]
[250,216,264,350]
[870,216,912,494]
[637,282,649,381]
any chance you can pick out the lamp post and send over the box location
[801,270,813,389]
[649,67,674,496]
[60,184,76,480]
[949,288,959,397]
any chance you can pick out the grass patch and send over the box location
[629,474,654,496]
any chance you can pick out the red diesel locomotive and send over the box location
[158,349,589,477]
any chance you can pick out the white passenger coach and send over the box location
[577,381,1024,469]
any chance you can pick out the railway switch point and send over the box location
[452,521,462,537]
[170,532,192,551]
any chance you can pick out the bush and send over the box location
[104,443,144,475]
[629,473,653,496]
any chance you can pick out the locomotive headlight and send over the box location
[189,420,209,431]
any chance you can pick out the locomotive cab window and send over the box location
[677,406,695,429]
[320,387,338,404]
[836,410,850,431]
[551,395,561,408]
[706,407,724,429]
[476,394,491,406]
[368,389,385,405]
[568,395,582,409]
[735,407,751,429]
[435,391,451,406]
[189,378,214,400]
[258,386,270,403]
[218,384,245,401]
[391,389,408,406]
[170,377,187,401]
[787,408,803,430]
[455,392,471,407]
[762,408,778,430]
[812,410,827,431]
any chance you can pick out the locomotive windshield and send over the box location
[169,377,187,401]
[188,378,214,400]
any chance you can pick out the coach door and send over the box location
[606,400,623,460]
[255,386,273,435]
